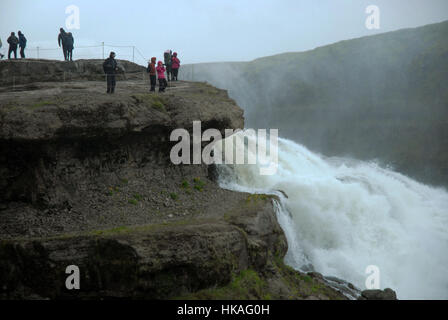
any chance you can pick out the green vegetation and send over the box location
[92,226,130,236]
[30,100,56,109]
[181,180,190,189]
[246,194,268,204]
[132,94,167,112]
[107,186,120,196]
[133,193,143,201]
[127,193,143,205]
[177,269,269,300]
[169,192,178,200]
[177,258,345,300]
[193,177,205,192]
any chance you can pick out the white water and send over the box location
[216,132,448,299]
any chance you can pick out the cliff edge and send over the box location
[0,59,355,300]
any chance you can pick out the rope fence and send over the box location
[3,43,149,65]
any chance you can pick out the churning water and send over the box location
[216,131,448,299]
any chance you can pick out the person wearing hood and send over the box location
[18,31,27,59]
[66,32,74,61]
[103,52,118,94]
[146,57,157,92]
[156,61,167,92]
[7,32,19,59]
[171,52,180,81]
[58,27,68,61]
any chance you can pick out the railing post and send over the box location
[102,42,104,59]
[37,46,40,59]
[132,46,135,63]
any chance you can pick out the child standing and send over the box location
[156,61,167,92]
[147,57,157,92]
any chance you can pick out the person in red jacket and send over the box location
[156,61,167,92]
[171,52,180,81]
[147,57,157,92]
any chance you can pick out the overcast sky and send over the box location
[1,0,447,65]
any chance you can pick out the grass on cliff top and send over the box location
[30,217,219,240]
[132,93,167,112]
[2,97,66,111]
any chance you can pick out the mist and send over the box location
[180,20,448,187]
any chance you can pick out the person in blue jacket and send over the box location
[18,31,27,59]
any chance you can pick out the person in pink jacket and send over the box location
[171,52,180,81]
[156,61,167,92]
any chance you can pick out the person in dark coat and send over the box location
[18,31,27,59]
[7,32,19,59]
[58,28,68,61]
[147,57,157,92]
[66,32,74,61]
[103,52,118,94]
[163,50,172,81]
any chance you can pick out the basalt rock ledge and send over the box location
[0,59,357,300]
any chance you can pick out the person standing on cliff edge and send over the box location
[58,27,68,61]
[66,32,74,61]
[156,61,167,92]
[171,52,180,81]
[7,32,19,59]
[164,50,172,81]
[103,51,118,94]
[18,31,27,59]
[147,57,157,92]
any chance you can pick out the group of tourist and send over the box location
[1,28,73,60]
[103,50,181,94]
[0,31,27,59]
[146,50,181,92]
[1,27,181,95]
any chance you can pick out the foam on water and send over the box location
[216,131,448,299]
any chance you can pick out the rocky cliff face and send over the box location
[0,59,371,300]
[0,69,243,238]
